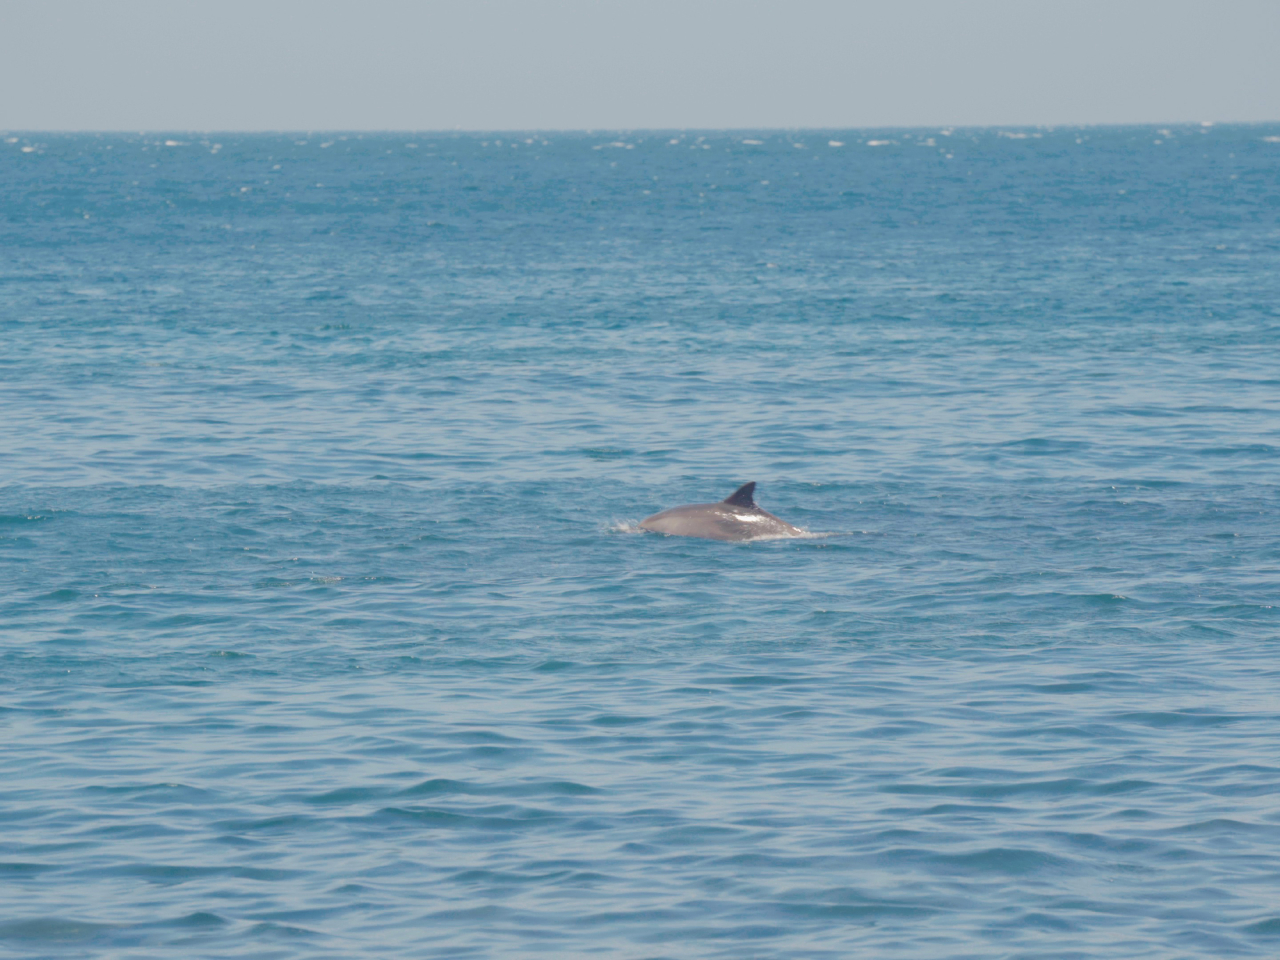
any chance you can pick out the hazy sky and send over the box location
[3,0,1278,131]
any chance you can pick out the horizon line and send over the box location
[4,120,1277,136]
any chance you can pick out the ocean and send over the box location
[2,126,1280,958]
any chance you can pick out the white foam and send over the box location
[865,140,893,147]
[828,140,843,147]
[743,528,831,542]
[742,139,763,145]
[1263,136,1280,143]
[616,520,835,542]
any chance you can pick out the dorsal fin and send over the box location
[722,482,756,508]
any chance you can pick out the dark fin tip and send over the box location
[723,482,756,508]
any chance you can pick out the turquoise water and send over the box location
[3,127,1280,958]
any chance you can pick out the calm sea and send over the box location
[3,126,1280,959]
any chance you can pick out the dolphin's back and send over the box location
[638,483,803,541]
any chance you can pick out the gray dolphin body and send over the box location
[639,482,804,541]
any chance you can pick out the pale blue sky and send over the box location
[3,0,1278,130]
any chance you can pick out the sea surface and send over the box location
[3,126,1280,959]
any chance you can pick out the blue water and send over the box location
[3,126,1280,958]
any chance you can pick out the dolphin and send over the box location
[638,482,805,541]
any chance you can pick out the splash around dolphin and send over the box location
[638,482,806,541]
